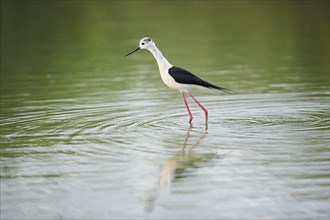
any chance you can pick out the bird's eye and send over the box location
[141,42,145,45]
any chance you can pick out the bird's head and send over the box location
[139,37,154,49]
[125,37,154,57]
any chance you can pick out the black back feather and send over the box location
[168,66,231,93]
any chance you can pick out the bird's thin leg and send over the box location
[181,91,193,123]
[187,91,208,125]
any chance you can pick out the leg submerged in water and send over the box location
[180,91,193,123]
[187,91,208,125]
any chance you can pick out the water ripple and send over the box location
[1,88,329,219]
[2,91,328,144]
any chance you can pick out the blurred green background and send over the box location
[1,0,329,99]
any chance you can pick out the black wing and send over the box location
[168,66,231,93]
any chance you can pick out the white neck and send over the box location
[147,44,173,71]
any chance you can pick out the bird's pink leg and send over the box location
[181,91,193,123]
[187,91,208,125]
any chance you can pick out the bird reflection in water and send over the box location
[144,126,208,212]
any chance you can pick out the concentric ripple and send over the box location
[1,85,329,219]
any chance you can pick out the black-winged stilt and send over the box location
[125,37,231,125]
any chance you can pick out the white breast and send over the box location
[159,67,181,90]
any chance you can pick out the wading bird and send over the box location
[125,37,231,125]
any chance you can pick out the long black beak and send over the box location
[125,47,140,57]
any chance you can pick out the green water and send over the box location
[1,1,329,219]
